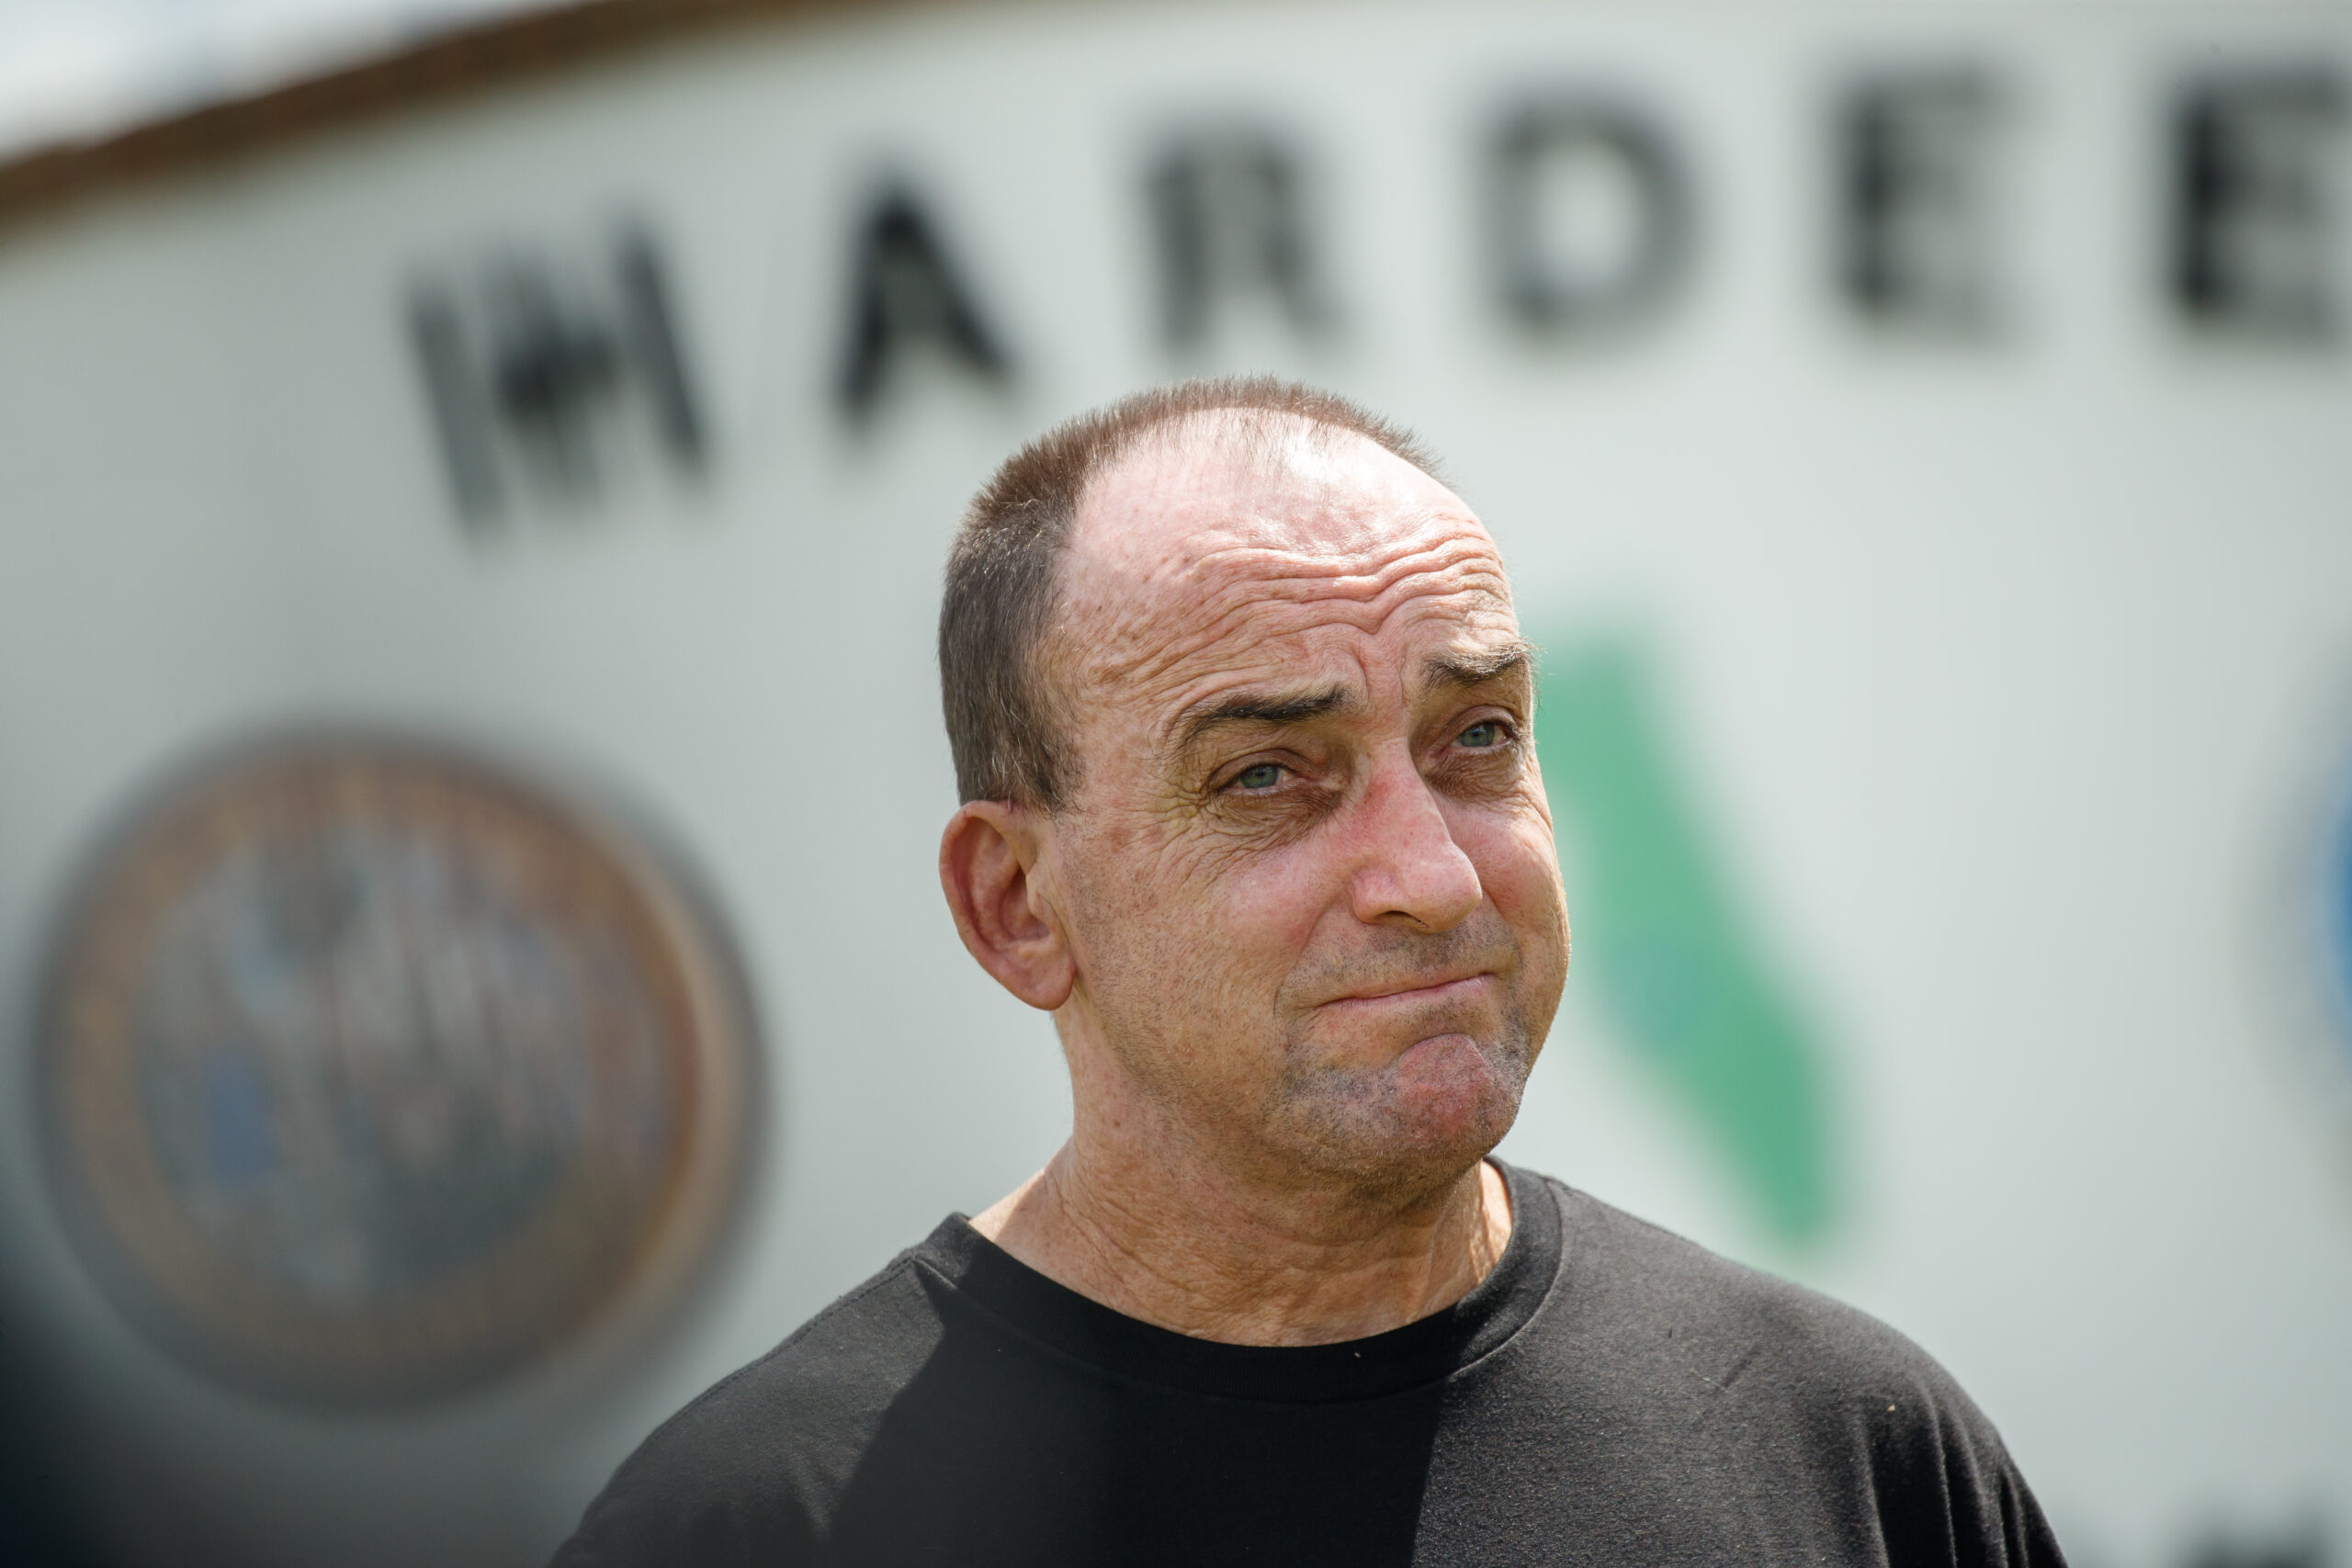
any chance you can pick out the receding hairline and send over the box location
[1036,409,1489,698]
[938,378,1454,809]
[1065,403,1454,540]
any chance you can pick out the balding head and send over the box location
[939,378,1441,810]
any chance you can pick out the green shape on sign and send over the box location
[1533,634,1838,1246]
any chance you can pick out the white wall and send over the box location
[1,3,2347,1564]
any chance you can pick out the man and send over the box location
[554,379,2064,1566]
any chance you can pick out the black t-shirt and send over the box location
[553,1164,2065,1566]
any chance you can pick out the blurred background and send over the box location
[1,0,2348,1563]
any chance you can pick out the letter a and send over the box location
[836,186,1012,419]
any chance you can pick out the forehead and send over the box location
[1054,414,1516,710]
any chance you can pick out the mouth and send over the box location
[1321,971,1497,1010]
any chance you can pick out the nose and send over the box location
[1344,753,1484,933]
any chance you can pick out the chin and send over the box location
[1277,1032,1532,1188]
[1390,1034,1527,1145]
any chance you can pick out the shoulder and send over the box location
[1541,1176,1962,1404]
[549,1244,952,1567]
[637,1242,950,1477]
[1529,1178,2064,1565]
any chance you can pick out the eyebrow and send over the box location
[1422,638,1535,692]
[1173,684,1355,754]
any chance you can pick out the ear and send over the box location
[939,801,1076,1011]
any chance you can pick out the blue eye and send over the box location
[1234,763,1283,791]
[1459,721,1506,749]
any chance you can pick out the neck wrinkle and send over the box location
[989,1125,1510,1348]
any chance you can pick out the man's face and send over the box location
[1037,417,1569,1192]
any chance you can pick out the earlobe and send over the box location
[938,802,1077,1011]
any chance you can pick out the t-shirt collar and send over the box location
[917,1159,1564,1404]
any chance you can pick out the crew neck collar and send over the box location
[914,1160,1564,1404]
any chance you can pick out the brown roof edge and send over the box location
[0,0,888,236]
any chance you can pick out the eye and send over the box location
[1457,719,1510,750]
[1231,761,1285,792]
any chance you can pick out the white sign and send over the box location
[0,3,2346,1564]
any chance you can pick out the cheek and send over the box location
[1155,826,1338,988]
[1212,840,1351,965]
[1453,797,1568,942]
[1064,811,1322,998]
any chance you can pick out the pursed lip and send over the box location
[1320,969,1498,1009]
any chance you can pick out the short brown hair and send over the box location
[939,377,1441,808]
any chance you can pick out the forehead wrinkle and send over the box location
[1066,529,1512,681]
[1072,513,1485,623]
[1052,425,1517,736]
[1178,528,1498,606]
[1076,550,1511,705]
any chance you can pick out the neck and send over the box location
[970,1115,1513,1347]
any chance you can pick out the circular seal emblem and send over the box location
[41,738,753,1404]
